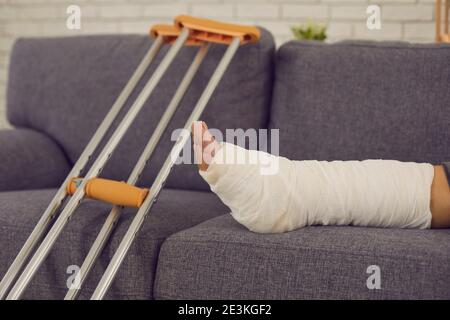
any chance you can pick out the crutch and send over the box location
[0,31,165,300]
[5,24,193,300]
[90,15,260,300]
[64,26,210,300]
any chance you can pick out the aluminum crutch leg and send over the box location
[0,35,164,300]
[64,43,210,300]
[91,36,242,300]
[6,29,190,300]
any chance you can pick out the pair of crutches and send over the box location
[0,15,260,300]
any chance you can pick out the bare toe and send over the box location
[192,121,220,171]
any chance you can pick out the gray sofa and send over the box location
[0,31,449,299]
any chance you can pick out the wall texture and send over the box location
[0,0,438,128]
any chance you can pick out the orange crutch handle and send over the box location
[66,178,149,208]
[150,24,203,46]
[174,15,260,45]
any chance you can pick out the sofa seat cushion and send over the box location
[155,214,450,299]
[0,188,229,299]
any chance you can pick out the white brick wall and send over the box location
[0,0,440,128]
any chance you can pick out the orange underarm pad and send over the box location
[199,142,434,233]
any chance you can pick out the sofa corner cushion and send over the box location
[154,214,450,299]
[0,128,70,191]
[0,188,229,299]
[269,40,450,164]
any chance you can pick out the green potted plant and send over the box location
[291,22,327,41]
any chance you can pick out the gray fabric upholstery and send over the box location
[0,188,229,299]
[269,41,450,164]
[0,129,70,192]
[443,162,450,187]
[155,214,450,300]
[3,37,449,300]
[7,31,275,192]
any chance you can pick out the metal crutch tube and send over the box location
[91,37,241,300]
[64,43,210,300]
[0,35,164,300]
[6,29,190,300]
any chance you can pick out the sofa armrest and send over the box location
[0,129,71,191]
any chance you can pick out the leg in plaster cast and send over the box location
[191,121,450,233]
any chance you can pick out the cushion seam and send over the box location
[163,237,450,261]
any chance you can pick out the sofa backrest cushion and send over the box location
[270,41,450,164]
[7,31,275,191]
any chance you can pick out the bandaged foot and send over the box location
[192,122,435,233]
